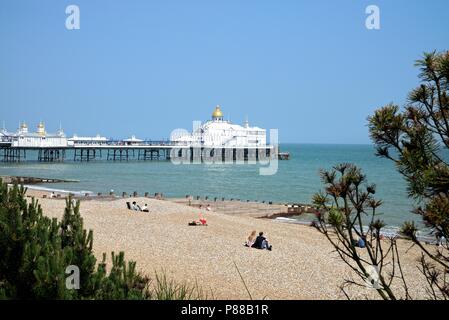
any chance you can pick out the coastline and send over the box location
[21,186,431,299]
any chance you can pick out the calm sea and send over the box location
[0,144,422,228]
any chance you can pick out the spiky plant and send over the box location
[368,50,449,299]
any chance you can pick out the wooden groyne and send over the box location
[171,195,318,219]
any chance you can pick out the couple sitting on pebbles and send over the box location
[128,201,149,212]
[245,231,272,251]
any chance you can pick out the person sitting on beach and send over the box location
[358,237,366,248]
[353,236,366,248]
[436,231,446,247]
[245,230,257,247]
[141,203,149,212]
[132,201,141,211]
[252,232,272,251]
[206,204,211,211]
[49,191,55,199]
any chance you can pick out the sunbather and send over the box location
[188,213,207,226]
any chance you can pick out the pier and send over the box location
[0,107,285,163]
[0,139,275,163]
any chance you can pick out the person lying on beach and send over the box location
[252,232,272,251]
[188,220,207,226]
[188,213,207,226]
[245,230,257,247]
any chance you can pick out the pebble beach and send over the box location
[21,187,434,300]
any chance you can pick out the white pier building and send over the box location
[172,105,267,147]
[11,122,68,148]
[68,134,109,145]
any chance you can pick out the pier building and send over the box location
[172,105,266,147]
[11,122,67,148]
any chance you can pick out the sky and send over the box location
[0,0,448,144]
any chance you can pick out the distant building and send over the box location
[0,125,13,145]
[172,105,266,147]
[11,122,68,147]
[123,135,143,145]
[68,134,109,145]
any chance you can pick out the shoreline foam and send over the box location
[23,184,94,196]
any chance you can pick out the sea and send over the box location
[0,144,424,230]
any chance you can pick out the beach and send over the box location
[23,188,431,300]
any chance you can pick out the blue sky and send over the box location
[1,0,448,143]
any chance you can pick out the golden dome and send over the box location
[212,105,223,118]
[20,122,27,129]
[37,121,46,136]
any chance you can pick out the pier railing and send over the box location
[74,140,189,147]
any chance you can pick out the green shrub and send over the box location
[0,180,209,300]
[0,180,150,299]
